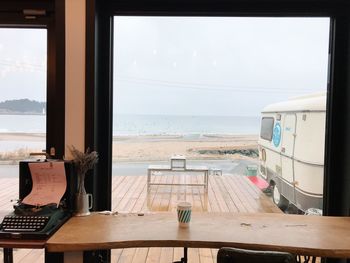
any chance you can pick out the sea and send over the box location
[113,114,260,136]
[0,114,260,135]
[0,114,260,151]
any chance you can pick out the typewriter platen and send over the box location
[0,160,75,240]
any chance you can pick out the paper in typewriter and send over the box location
[22,162,67,206]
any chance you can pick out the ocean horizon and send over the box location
[0,113,260,152]
[114,114,260,136]
[0,113,260,136]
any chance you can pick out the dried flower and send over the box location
[69,146,98,194]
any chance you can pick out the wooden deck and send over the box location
[0,174,280,263]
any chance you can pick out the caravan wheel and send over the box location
[273,184,289,211]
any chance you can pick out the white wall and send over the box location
[65,0,86,158]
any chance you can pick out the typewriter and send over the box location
[0,203,70,239]
[0,160,75,240]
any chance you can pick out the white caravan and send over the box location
[258,93,326,212]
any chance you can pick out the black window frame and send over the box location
[0,0,65,159]
[86,1,350,263]
[86,0,350,229]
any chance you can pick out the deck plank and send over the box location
[145,247,161,263]
[131,248,149,263]
[199,247,214,263]
[159,247,173,263]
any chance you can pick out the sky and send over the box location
[0,28,47,102]
[113,17,330,116]
[0,17,330,117]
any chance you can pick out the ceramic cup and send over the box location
[177,202,192,228]
[75,193,93,216]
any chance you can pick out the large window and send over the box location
[86,1,350,262]
[107,15,330,261]
[0,27,48,263]
[112,16,329,212]
[0,2,65,261]
[0,29,47,187]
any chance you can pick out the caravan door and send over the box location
[280,114,297,205]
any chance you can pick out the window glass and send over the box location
[112,16,329,219]
[0,26,47,263]
[111,15,329,261]
[0,28,47,213]
[260,117,274,141]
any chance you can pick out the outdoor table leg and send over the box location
[147,169,151,193]
[205,170,209,193]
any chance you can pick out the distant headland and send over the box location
[0,99,46,115]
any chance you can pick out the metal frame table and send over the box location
[147,165,209,193]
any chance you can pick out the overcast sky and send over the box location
[0,28,47,102]
[114,16,330,116]
[0,17,330,117]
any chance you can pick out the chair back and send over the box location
[217,247,296,263]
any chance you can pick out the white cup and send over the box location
[177,202,192,228]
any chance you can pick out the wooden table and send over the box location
[46,212,350,263]
[147,165,209,193]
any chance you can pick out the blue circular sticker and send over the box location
[272,123,281,147]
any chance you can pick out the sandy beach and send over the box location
[0,133,259,178]
[113,134,258,161]
[0,133,45,141]
[0,133,46,162]
[0,133,258,162]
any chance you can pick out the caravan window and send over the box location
[260,117,274,141]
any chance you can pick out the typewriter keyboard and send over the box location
[1,215,49,232]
